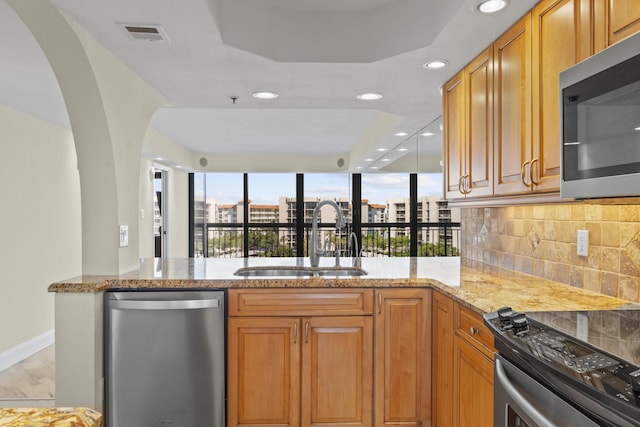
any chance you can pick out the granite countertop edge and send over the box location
[48,257,635,315]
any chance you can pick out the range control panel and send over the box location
[485,307,640,408]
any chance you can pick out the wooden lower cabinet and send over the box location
[227,317,300,427]
[227,289,375,427]
[228,315,372,427]
[228,288,432,427]
[452,336,494,427]
[432,291,495,427]
[302,316,373,427]
[431,291,454,427]
[374,289,431,427]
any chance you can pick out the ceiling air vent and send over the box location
[119,23,170,42]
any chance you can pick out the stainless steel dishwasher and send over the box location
[105,290,225,427]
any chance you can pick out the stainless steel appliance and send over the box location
[560,31,640,199]
[485,308,640,426]
[105,290,225,427]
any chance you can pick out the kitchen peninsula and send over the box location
[49,256,635,420]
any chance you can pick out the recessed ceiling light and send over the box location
[364,158,374,162]
[423,60,448,70]
[635,126,640,130]
[252,91,279,99]
[397,148,408,152]
[394,132,409,137]
[357,93,383,101]
[421,132,436,137]
[356,166,364,170]
[370,166,379,169]
[377,148,388,152]
[382,158,391,162]
[475,0,508,13]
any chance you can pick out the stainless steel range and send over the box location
[484,307,640,426]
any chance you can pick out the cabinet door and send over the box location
[228,317,301,427]
[301,316,373,427]
[374,289,430,427]
[531,0,583,193]
[493,14,533,195]
[608,0,640,45]
[453,337,494,427]
[443,71,466,199]
[431,291,454,427]
[466,47,494,197]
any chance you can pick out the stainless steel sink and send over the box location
[233,266,367,277]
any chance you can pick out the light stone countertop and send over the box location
[48,257,636,315]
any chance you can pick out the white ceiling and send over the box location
[0,0,540,172]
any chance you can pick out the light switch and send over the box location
[577,229,588,256]
[119,225,129,247]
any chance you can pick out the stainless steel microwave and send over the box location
[560,32,640,199]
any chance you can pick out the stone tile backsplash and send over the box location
[461,204,640,303]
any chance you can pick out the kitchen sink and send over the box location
[233,265,367,277]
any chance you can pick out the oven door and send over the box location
[494,354,600,427]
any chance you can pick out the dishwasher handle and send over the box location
[495,358,556,427]
[110,298,221,311]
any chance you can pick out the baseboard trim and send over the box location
[0,330,55,372]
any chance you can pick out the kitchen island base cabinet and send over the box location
[227,289,374,427]
[228,287,431,427]
[227,317,300,427]
[374,289,431,427]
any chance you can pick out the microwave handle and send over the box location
[495,358,556,427]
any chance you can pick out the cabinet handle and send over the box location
[521,160,531,187]
[530,158,540,185]
[470,327,479,335]
[378,292,382,314]
[464,174,471,195]
[305,321,309,343]
[293,321,298,344]
[458,175,465,195]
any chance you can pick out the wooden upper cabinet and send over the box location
[466,48,494,197]
[444,71,466,199]
[531,0,585,193]
[374,289,430,427]
[443,47,493,199]
[493,13,533,195]
[607,0,640,45]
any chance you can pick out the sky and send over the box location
[196,172,444,205]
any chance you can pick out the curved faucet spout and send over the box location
[310,200,346,268]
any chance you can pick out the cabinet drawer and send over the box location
[455,303,494,357]
[229,288,374,316]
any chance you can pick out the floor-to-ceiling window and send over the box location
[189,172,460,258]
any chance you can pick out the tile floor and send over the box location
[0,345,55,408]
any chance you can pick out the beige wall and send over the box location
[461,204,640,303]
[0,105,81,353]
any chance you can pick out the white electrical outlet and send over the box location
[577,229,588,256]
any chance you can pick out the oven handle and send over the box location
[495,358,557,427]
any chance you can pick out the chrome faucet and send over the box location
[348,232,362,267]
[310,200,346,267]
